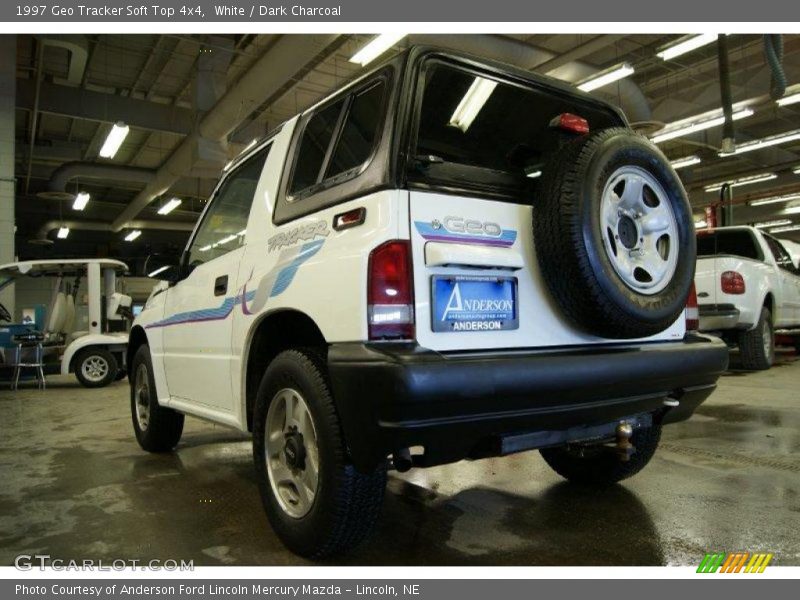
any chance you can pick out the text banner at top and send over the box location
[2,0,800,23]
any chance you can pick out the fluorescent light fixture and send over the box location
[526,169,543,179]
[770,223,800,233]
[748,193,800,207]
[694,219,708,229]
[124,230,141,242]
[72,192,90,211]
[349,33,407,66]
[754,219,792,228]
[670,155,702,170]
[784,206,800,216]
[719,128,800,157]
[217,234,238,245]
[147,265,170,278]
[157,197,182,215]
[99,122,130,159]
[705,172,777,192]
[793,166,800,175]
[57,227,69,239]
[576,62,634,93]
[449,76,498,132]
[777,92,800,107]
[199,244,212,252]
[656,34,718,61]
[651,108,754,144]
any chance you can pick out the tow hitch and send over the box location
[615,421,635,461]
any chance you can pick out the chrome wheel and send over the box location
[265,388,319,519]
[600,166,679,295]
[81,354,110,383]
[134,363,151,431]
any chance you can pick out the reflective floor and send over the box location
[1,350,799,566]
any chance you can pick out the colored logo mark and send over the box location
[697,552,773,573]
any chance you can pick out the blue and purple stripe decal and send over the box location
[414,221,517,248]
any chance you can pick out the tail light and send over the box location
[550,113,590,134]
[368,240,414,340]
[685,282,699,331]
[721,270,746,295]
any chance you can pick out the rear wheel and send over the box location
[540,424,661,485]
[74,348,117,388]
[253,349,386,558]
[739,307,774,370]
[130,344,184,452]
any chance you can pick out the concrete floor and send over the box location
[1,350,799,566]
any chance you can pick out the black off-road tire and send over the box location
[130,344,184,452]
[540,423,662,485]
[253,348,386,559]
[532,128,695,339]
[739,307,775,370]
[74,347,118,388]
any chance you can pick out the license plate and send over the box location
[431,275,518,332]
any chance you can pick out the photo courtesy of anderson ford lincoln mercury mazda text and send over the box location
[127,46,730,558]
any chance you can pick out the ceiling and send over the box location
[12,33,800,272]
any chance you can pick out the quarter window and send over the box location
[289,78,387,198]
[765,235,798,274]
[186,146,270,266]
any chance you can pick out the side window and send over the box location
[186,145,270,266]
[765,236,797,274]
[289,78,387,198]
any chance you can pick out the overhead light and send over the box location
[526,169,542,179]
[199,244,212,252]
[57,227,70,239]
[72,192,90,211]
[576,62,635,93]
[770,223,800,233]
[694,219,708,229]
[349,33,407,66]
[670,155,702,170]
[124,230,141,242]
[147,265,170,278]
[216,234,238,245]
[754,219,792,228]
[776,92,800,107]
[719,128,800,157]
[99,122,130,159]
[656,34,718,61]
[651,108,754,144]
[748,193,800,207]
[157,197,182,215]
[705,172,777,192]
[449,77,498,132]
[793,166,800,175]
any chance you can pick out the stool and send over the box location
[11,333,46,390]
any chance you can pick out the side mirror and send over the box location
[143,254,181,282]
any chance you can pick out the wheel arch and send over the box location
[242,309,327,431]
[127,325,149,370]
[763,292,775,322]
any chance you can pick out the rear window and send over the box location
[697,230,762,261]
[410,61,622,197]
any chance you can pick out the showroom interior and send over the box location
[1,33,799,565]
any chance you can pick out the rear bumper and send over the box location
[699,304,750,331]
[328,334,729,471]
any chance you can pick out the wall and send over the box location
[0,37,16,317]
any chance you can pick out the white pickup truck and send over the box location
[695,226,800,369]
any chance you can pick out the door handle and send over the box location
[214,275,228,296]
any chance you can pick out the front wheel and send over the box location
[739,307,774,370]
[252,348,386,559]
[74,348,117,388]
[540,423,662,485]
[130,344,184,452]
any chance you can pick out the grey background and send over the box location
[1,0,800,22]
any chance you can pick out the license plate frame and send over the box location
[430,275,518,333]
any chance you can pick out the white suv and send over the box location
[129,47,728,558]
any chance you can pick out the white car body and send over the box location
[695,226,800,332]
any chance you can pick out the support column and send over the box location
[0,36,16,318]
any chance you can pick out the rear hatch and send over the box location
[406,59,684,352]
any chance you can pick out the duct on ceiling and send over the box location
[37,162,156,201]
[35,219,195,242]
[37,35,89,86]
[408,35,652,125]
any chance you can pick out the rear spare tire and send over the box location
[533,127,695,339]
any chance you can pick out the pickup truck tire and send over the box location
[533,128,695,339]
[74,347,118,388]
[739,307,774,370]
[130,344,184,452]
[540,423,661,485]
[252,348,386,559]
